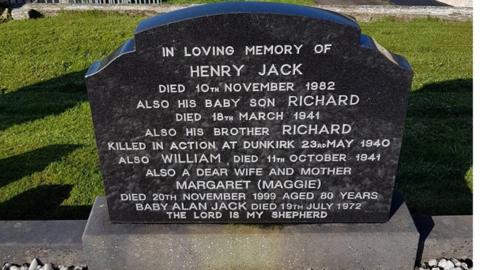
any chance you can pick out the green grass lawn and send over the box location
[0,12,472,219]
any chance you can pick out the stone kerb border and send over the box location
[0,215,472,266]
[0,220,87,265]
[10,3,473,21]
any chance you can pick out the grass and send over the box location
[0,12,472,219]
[362,18,472,215]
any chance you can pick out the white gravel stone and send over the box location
[442,260,456,270]
[429,259,439,267]
[439,258,454,269]
[432,268,440,270]
[10,8,30,20]
[2,262,86,270]
[0,8,9,19]
[453,259,462,267]
[27,259,38,270]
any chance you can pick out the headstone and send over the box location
[85,2,412,224]
[83,3,419,269]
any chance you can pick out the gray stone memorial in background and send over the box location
[83,2,419,269]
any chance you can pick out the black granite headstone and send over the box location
[85,2,412,224]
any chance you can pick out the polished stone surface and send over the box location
[85,2,413,223]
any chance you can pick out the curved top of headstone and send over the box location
[85,2,411,78]
[135,2,359,34]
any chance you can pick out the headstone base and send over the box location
[82,196,419,270]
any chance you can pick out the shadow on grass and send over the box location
[397,79,472,215]
[0,70,92,219]
[0,144,80,189]
[0,70,87,131]
[0,72,472,218]
[0,144,90,219]
[0,184,91,220]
